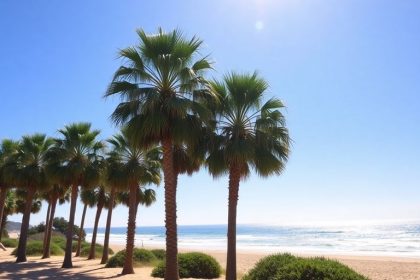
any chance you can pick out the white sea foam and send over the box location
[85,223,420,257]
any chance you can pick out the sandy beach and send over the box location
[1,242,420,280]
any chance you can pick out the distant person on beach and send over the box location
[0,242,6,251]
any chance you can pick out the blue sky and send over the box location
[1,0,420,228]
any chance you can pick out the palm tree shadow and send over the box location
[102,273,126,279]
[0,260,98,279]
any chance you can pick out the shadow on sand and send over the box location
[0,260,99,280]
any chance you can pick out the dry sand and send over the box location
[1,243,420,279]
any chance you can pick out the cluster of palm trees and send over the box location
[0,124,161,269]
[0,27,290,280]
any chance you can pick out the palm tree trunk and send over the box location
[162,137,179,280]
[62,184,78,268]
[42,199,51,251]
[75,203,88,257]
[16,186,36,263]
[0,188,7,241]
[42,197,57,259]
[0,214,7,241]
[88,201,104,259]
[121,183,138,275]
[101,186,115,264]
[225,166,241,280]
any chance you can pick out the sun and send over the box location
[255,20,264,31]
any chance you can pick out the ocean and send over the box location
[85,222,420,257]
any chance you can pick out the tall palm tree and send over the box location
[0,139,19,241]
[207,72,290,280]
[75,188,97,257]
[47,122,103,268]
[42,184,69,259]
[100,156,123,264]
[5,134,54,263]
[107,130,160,274]
[87,185,109,260]
[105,28,216,279]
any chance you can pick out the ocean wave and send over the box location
[84,223,420,257]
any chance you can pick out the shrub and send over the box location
[150,249,166,260]
[28,223,46,235]
[243,254,368,280]
[52,217,85,241]
[11,240,64,256]
[242,253,298,280]
[106,248,156,268]
[2,238,18,248]
[151,252,221,279]
[79,243,114,257]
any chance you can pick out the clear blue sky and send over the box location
[1,0,420,228]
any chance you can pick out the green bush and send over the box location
[52,217,86,241]
[28,223,46,235]
[11,240,64,256]
[29,231,66,243]
[79,243,114,257]
[106,248,157,268]
[150,249,166,260]
[2,238,18,248]
[242,253,298,280]
[151,252,221,279]
[243,254,368,280]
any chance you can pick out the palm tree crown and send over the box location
[208,72,290,178]
[107,129,161,187]
[47,122,103,186]
[105,27,216,147]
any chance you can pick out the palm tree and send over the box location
[100,156,123,264]
[207,72,290,280]
[0,139,19,241]
[75,188,97,257]
[47,122,103,268]
[87,185,109,260]
[117,187,157,221]
[107,130,160,274]
[42,184,69,259]
[0,190,16,238]
[105,28,216,279]
[5,134,54,263]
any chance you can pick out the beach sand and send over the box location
[1,243,420,279]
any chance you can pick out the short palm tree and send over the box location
[117,187,157,219]
[47,122,103,268]
[105,28,215,279]
[0,190,42,239]
[75,187,97,257]
[207,72,290,280]
[0,139,19,240]
[100,156,124,264]
[42,184,69,259]
[0,189,17,238]
[107,130,160,274]
[5,134,54,262]
[87,185,110,260]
